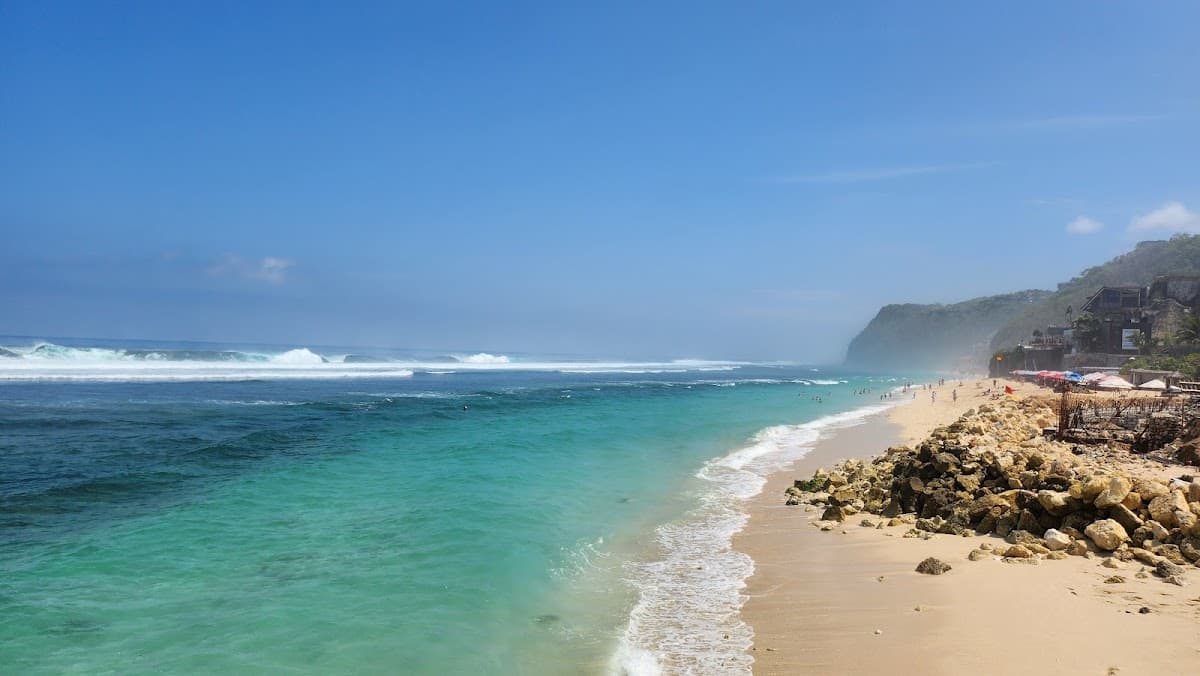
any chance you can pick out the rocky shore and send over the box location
[739,380,1200,675]
[786,394,1200,580]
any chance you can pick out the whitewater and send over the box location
[0,340,746,382]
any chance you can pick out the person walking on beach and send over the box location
[952,389,957,402]
[931,390,936,404]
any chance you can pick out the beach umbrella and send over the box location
[1082,372,1108,382]
[1063,371,1084,382]
[1137,378,1167,390]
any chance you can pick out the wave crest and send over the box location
[460,353,511,365]
[270,348,326,365]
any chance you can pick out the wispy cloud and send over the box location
[207,254,295,285]
[770,161,995,184]
[1128,201,1200,234]
[1065,216,1104,235]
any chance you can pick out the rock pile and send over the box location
[786,397,1200,574]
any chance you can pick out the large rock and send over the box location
[1003,545,1033,558]
[1066,540,1089,556]
[915,557,952,575]
[1077,475,1110,502]
[1037,490,1072,516]
[1085,519,1130,551]
[1135,478,1170,501]
[956,473,982,492]
[1121,491,1142,510]
[1148,492,1189,528]
[821,505,848,522]
[1109,504,1144,532]
[1043,528,1071,551]
[932,452,959,473]
[1179,537,1200,563]
[828,486,858,505]
[1175,508,1199,536]
[1094,476,1132,509]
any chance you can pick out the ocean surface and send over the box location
[0,337,910,674]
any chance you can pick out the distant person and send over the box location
[952,389,957,402]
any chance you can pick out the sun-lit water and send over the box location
[0,338,910,674]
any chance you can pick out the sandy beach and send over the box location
[736,379,1200,675]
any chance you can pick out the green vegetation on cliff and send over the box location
[845,290,1051,372]
[989,235,1200,351]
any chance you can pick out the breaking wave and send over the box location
[612,403,895,675]
[458,352,511,364]
[0,341,762,383]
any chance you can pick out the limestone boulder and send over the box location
[1037,490,1072,516]
[1134,478,1170,501]
[1109,504,1144,533]
[1121,491,1142,511]
[1148,492,1189,528]
[1003,545,1033,558]
[1093,476,1132,509]
[1078,475,1110,502]
[1175,508,1199,536]
[1043,529,1071,551]
[1085,519,1130,551]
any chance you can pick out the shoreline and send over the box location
[734,379,1200,674]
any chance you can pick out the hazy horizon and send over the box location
[3,2,1198,362]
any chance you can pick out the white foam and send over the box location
[270,348,326,365]
[0,369,417,383]
[459,352,511,364]
[0,343,770,383]
[612,402,896,675]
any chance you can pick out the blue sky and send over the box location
[2,1,1198,361]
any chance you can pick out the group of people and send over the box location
[808,377,978,405]
[917,378,964,404]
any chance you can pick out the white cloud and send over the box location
[208,254,295,285]
[1128,201,1200,234]
[257,257,293,284]
[772,161,995,184]
[1065,216,1104,235]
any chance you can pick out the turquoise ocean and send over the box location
[0,338,908,674]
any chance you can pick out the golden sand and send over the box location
[734,379,1200,675]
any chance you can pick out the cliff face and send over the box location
[989,236,1200,351]
[845,290,1052,372]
